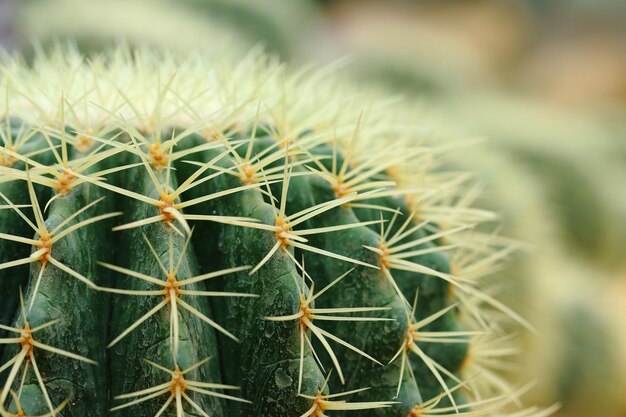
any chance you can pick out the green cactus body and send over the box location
[106,165,226,417]
[0,48,553,417]
[0,180,31,345]
[4,183,110,416]
[0,129,54,346]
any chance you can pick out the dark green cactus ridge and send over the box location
[0,48,549,417]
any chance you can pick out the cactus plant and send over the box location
[0,47,554,417]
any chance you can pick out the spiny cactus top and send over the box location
[0,47,555,417]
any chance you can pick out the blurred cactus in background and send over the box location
[11,0,317,59]
[431,98,626,417]
[0,0,17,52]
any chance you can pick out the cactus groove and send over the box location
[0,47,554,417]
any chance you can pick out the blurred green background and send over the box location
[2,0,625,415]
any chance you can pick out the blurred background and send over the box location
[1,0,625,415]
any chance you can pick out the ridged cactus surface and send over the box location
[0,48,552,417]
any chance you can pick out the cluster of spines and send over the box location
[0,47,557,417]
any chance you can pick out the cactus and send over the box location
[0,47,553,417]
